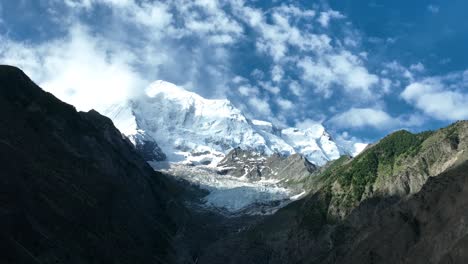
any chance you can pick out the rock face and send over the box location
[217,147,317,182]
[131,130,167,161]
[325,124,468,219]
[105,80,361,166]
[327,161,468,264]
[0,66,187,264]
[198,121,468,264]
[102,104,167,161]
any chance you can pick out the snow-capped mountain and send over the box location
[105,80,364,166]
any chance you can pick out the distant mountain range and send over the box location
[102,80,366,167]
[1,65,467,264]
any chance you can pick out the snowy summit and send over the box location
[105,80,365,166]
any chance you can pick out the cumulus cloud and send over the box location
[402,72,468,120]
[288,81,303,96]
[329,108,396,129]
[176,0,244,45]
[248,97,272,116]
[328,108,425,130]
[382,61,414,81]
[0,25,143,112]
[317,10,344,27]
[271,65,284,83]
[1,0,244,105]
[276,97,293,110]
[298,50,379,98]
[233,2,332,62]
[410,62,425,72]
[238,84,259,97]
[0,0,427,138]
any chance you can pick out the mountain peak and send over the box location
[146,80,197,99]
[108,80,364,166]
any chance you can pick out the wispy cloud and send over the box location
[0,0,458,140]
[297,51,379,98]
[317,10,345,28]
[328,107,425,130]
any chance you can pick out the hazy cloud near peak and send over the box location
[0,0,379,120]
[0,25,145,111]
[0,0,465,144]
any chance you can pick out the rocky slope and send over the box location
[217,147,317,183]
[0,66,190,263]
[198,121,468,263]
[104,80,363,166]
[322,122,468,219]
[326,160,468,264]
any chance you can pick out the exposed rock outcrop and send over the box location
[217,147,317,183]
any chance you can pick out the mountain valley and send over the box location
[1,65,468,264]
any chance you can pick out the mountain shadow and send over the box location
[0,65,190,264]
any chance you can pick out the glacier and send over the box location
[102,80,365,214]
[155,163,306,215]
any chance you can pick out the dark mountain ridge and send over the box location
[0,65,189,263]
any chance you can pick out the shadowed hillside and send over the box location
[0,65,189,264]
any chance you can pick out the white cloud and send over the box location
[259,81,280,94]
[0,0,424,134]
[328,108,425,130]
[251,68,264,80]
[334,131,369,156]
[248,97,272,116]
[232,75,247,84]
[381,78,392,93]
[317,10,344,28]
[178,0,243,45]
[271,65,283,83]
[0,25,143,112]
[276,97,293,110]
[63,0,94,9]
[74,0,174,30]
[410,62,425,72]
[383,61,414,81]
[233,2,332,61]
[402,74,468,120]
[238,84,258,97]
[289,81,303,96]
[329,108,396,129]
[298,50,379,98]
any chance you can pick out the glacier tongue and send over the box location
[108,80,357,166]
[156,163,300,215]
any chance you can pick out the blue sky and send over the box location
[0,0,467,143]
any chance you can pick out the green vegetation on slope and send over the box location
[323,130,433,203]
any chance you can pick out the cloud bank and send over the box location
[0,0,466,143]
